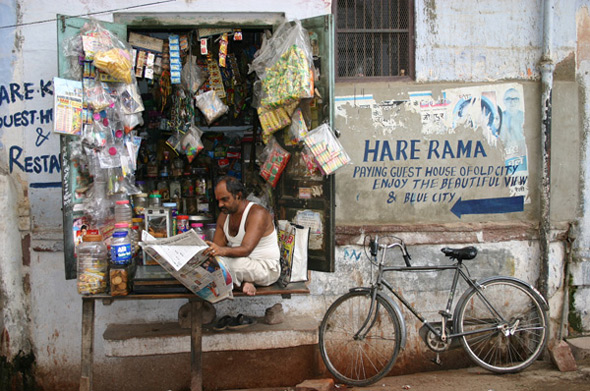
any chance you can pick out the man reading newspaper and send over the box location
[202,176,281,296]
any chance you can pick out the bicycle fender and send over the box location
[349,287,407,350]
[452,276,549,331]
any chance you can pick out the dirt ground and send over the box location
[345,359,590,391]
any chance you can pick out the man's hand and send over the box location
[204,241,224,258]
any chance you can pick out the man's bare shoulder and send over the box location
[249,203,271,219]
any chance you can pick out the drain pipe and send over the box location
[538,0,555,299]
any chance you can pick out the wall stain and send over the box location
[424,0,438,35]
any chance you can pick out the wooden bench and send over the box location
[79,282,310,391]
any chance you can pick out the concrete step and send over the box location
[103,315,319,357]
[566,336,590,361]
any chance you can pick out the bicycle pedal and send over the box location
[431,354,442,366]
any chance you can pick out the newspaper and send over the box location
[139,229,233,303]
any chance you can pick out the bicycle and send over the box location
[318,235,549,386]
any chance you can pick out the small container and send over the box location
[132,193,148,217]
[177,215,190,234]
[110,230,132,265]
[191,222,206,240]
[205,223,216,241]
[148,193,162,207]
[114,199,133,226]
[76,234,108,295]
[110,266,131,296]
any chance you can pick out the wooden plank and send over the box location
[128,32,164,52]
[190,300,203,391]
[80,298,95,391]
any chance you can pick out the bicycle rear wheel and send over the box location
[319,290,402,386]
[456,278,548,373]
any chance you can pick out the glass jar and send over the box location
[76,234,108,295]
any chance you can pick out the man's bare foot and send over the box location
[242,282,256,296]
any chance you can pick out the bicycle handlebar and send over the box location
[369,236,412,267]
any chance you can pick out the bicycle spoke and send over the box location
[319,291,402,386]
[458,279,548,373]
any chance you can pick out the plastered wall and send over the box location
[1,0,589,389]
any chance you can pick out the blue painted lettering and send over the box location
[428,140,487,159]
[9,145,61,174]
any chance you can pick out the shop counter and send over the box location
[79,281,310,391]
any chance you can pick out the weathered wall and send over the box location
[0,0,588,389]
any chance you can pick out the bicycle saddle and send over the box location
[441,246,478,261]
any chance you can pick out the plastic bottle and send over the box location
[76,234,108,295]
[114,199,133,226]
[111,229,132,266]
[191,222,206,240]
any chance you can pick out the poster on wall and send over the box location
[53,77,83,136]
[336,83,529,221]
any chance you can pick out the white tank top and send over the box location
[223,202,280,261]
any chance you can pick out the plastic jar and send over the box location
[111,230,132,265]
[114,199,133,226]
[148,193,162,207]
[177,215,190,234]
[76,234,108,295]
[191,223,206,240]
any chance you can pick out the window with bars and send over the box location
[335,0,414,79]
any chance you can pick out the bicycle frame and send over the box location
[358,241,508,343]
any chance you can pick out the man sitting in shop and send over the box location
[203,176,280,296]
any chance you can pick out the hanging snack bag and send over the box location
[258,106,291,144]
[260,44,313,108]
[93,48,133,84]
[303,124,351,175]
[286,107,308,145]
[179,125,205,163]
[195,90,229,125]
[260,136,291,188]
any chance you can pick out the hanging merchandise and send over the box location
[285,107,308,145]
[303,124,352,175]
[169,34,182,84]
[260,136,291,188]
[195,90,229,125]
[206,56,226,99]
[233,29,243,41]
[250,19,314,108]
[200,38,208,55]
[219,33,229,68]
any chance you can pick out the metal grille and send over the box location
[336,0,411,78]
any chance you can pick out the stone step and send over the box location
[103,315,319,357]
[566,336,590,361]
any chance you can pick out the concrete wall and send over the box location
[1,0,589,389]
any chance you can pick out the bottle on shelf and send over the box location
[110,228,132,266]
[159,150,172,178]
[114,199,133,227]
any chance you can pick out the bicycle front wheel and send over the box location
[319,290,402,386]
[456,278,548,373]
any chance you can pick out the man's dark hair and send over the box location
[217,175,245,199]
